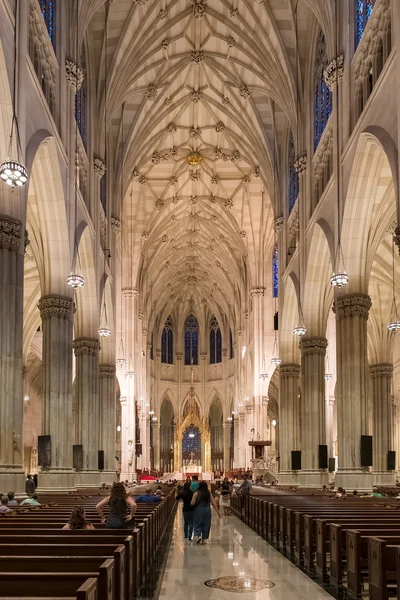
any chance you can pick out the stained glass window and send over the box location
[209,315,222,364]
[229,329,234,359]
[314,32,332,150]
[273,243,278,298]
[184,314,199,365]
[40,1,55,48]
[161,316,173,364]
[182,425,200,455]
[288,132,299,214]
[356,0,376,48]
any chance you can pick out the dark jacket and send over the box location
[25,479,35,495]
[176,488,194,512]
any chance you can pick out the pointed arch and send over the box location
[161,314,173,364]
[184,314,199,365]
[209,315,222,364]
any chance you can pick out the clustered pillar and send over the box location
[279,363,300,484]
[370,363,395,485]
[99,364,116,479]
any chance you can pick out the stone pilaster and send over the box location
[279,364,301,484]
[99,364,116,482]
[73,337,100,486]
[38,295,74,490]
[298,337,329,487]
[152,421,160,471]
[0,215,25,493]
[334,293,372,490]
[370,363,395,485]
[223,421,231,473]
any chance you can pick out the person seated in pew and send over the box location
[0,496,13,514]
[96,481,136,529]
[371,487,383,497]
[63,506,95,530]
[6,491,18,506]
[135,487,162,503]
[20,492,41,506]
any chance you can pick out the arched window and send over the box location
[314,31,332,150]
[273,243,278,298]
[209,315,222,364]
[356,0,376,48]
[288,132,299,214]
[182,425,201,458]
[161,316,173,364]
[184,314,199,365]
[40,0,55,47]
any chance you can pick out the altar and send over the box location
[182,465,202,475]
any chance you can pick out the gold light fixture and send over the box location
[186,152,203,167]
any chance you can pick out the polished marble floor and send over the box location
[158,510,333,600]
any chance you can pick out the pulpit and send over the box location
[248,440,276,482]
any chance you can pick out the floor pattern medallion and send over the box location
[204,576,275,593]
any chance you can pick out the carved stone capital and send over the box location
[250,287,266,297]
[142,329,148,337]
[323,54,344,91]
[222,349,228,357]
[300,337,328,356]
[122,287,139,298]
[333,293,372,319]
[120,396,128,408]
[370,363,393,378]
[274,215,284,233]
[156,349,161,357]
[111,216,121,234]
[73,337,100,356]
[65,59,84,92]
[38,295,74,321]
[280,363,301,379]
[176,352,183,360]
[93,157,106,178]
[0,214,22,251]
[100,364,116,378]
[200,352,207,360]
[394,226,400,256]
[294,153,307,174]
[138,310,144,320]
[245,405,253,414]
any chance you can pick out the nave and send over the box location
[158,510,331,600]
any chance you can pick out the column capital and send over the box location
[200,352,207,360]
[156,348,161,357]
[323,54,344,91]
[99,364,116,378]
[222,348,228,357]
[93,156,106,178]
[176,352,183,360]
[120,396,128,407]
[280,363,301,378]
[38,295,74,321]
[111,215,121,235]
[300,337,328,356]
[333,293,372,319]
[250,287,265,297]
[122,287,139,298]
[237,328,243,336]
[138,310,144,320]
[73,337,100,356]
[370,363,393,378]
[294,153,307,174]
[245,405,253,414]
[274,215,284,232]
[147,343,152,351]
[0,214,22,252]
[65,59,84,92]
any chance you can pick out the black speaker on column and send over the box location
[73,445,83,470]
[387,451,396,471]
[98,450,105,471]
[360,435,373,467]
[38,435,51,468]
[328,457,336,473]
[318,445,328,469]
[291,450,301,470]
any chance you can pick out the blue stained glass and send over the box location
[183,425,200,455]
[273,243,278,298]
[288,132,299,214]
[184,315,199,365]
[161,316,173,364]
[210,329,215,364]
[41,1,55,48]
[356,0,376,47]
[209,315,222,364]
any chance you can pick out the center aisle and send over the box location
[157,509,332,600]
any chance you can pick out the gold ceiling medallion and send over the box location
[186,152,203,167]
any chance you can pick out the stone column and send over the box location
[298,338,329,487]
[238,412,246,468]
[120,396,128,479]
[279,364,301,484]
[223,421,230,473]
[152,421,160,471]
[99,364,116,482]
[38,295,74,490]
[234,416,239,469]
[245,404,254,468]
[73,337,100,487]
[370,363,395,485]
[0,215,25,493]
[334,294,372,490]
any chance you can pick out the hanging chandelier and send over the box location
[259,355,269,381]
[126,354,135,379]
[98,301,111,336]
[189,430,195,438]
[293,303,307,336]
[388,237,400,331]
[324,372,332,381]
[271,332,281,365]
[331,242,349,288]
[116,338,127,367]
[67,271,85,289]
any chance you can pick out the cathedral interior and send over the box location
[0,0,399,496]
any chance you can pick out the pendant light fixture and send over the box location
[98,249,112,337]
[387,237,400,331]
[331,0,349,288]
[67,0,84,289]
[271,332,281,365]
[0,0,27,188]
[126,354,135,379]
[292,3,306,338]
[259,355,269,381]
[271,100,281,365]
[324,346,332,380]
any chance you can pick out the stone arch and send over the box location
[341,129,397,293]
[279,273,301,362]
[74,225,98,337]
[302,220,334,335]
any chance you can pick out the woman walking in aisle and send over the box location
[176,481,194,540]
[191,481,220,544]
[96,481,136,528]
